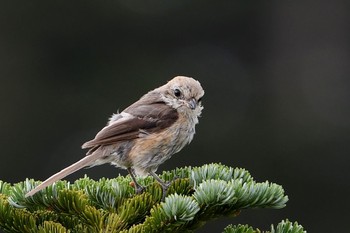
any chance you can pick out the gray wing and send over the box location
[82,101,178,150]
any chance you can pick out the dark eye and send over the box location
[174,88,182,97]
[198,97,203,102]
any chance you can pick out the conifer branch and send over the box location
[223,219,306,233]
[0,163,301,232]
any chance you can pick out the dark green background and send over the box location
[1,1,349,232]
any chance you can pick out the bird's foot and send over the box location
[130,181,145,195]
[135,184,145,195]
[160,182,171,202]
[148,171,173,202]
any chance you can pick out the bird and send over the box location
[25,76,204,200]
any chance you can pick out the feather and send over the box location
[25,152,101,197]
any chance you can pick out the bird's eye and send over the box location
[174,88,182,97]
[198,97,203,103]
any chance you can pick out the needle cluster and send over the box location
[0,163,304,233]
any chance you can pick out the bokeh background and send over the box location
[1,1,349,232]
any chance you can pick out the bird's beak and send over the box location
[188,98,197,110]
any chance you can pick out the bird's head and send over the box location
[159,76,204,114]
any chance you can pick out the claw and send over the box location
[135,184,145,195]
[160,181,171,201]
[127,167,145,195]
[149,171,172,202]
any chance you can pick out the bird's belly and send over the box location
[129,122,195,176]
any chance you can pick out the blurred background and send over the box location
[1,1,349,232]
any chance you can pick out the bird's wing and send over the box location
[82,102,178,149]
[25,102,178,198]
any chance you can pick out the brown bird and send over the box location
[25,76,204,200]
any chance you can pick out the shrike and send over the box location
[25,76,204,200]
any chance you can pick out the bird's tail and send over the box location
[25,153,100,197]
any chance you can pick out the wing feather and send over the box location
[82,102,178,149]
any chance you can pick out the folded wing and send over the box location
[82,102,178,150]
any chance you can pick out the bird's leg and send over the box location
[127,168,145,194]
[149,171,170,201]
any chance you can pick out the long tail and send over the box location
[25,153,100,197]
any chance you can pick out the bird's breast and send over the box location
[128,112,198,175]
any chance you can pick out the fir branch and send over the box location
[0,163,297,232]
[223,219,306,233]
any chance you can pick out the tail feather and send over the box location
[25,153,100,197]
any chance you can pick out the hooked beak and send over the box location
[188,98,197,110]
